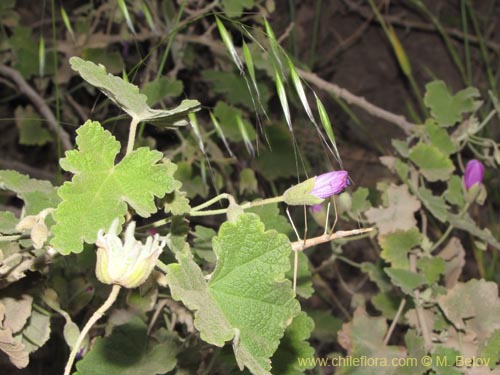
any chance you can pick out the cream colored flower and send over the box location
[95,219,165,288]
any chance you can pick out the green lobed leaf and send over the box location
[378,228,422,270]
[163,189,190,216]
[239,168,258,195]
[166,214,300,375]
[246,203,292,236]
[447,213,500,250]
[192,225,217,263]
[424,80,481,127]
[431,346,461,375]
[69,57,200,124]
[51,120,179,254]
[221,0,254,18]
[271,312,315,375]
[417,187,449,222]
[399,330,428,375]
[371,292,402,320]
[417,256,445,285]
[0,211,18,234]
[384,268,427,294]
[141,76,183,106]
[425,121,456,155]
[444,175,465,207]
[81,48,124,74]
[0,170,60,216]
[361,261,392,293]
[74,318,178,375]
[408,143,455,182]
[15,106,52,146]
[350,187,371,217]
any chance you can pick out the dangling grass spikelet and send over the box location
[275,68,292,132]
[315,93,342,167]
[215,16,244,74]
[60,7,75,42]
[142,3,157,34]
[236,115,254,156]
[209,112,235,158]
[117,0,136,35]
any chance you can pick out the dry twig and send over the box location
[0,64,72,151]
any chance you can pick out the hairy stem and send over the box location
[126,118,140,155]
[64,285,121,375]
[291,227,374,252]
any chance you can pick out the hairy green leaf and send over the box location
[409,143,455,182]
[51,120,179,254]
[444,175,465,207]
[221,0,254,18]
[447,213,500,250]
[166,214,300,375]
[378,228,422,270]
[0,170,59,215]
[141,77,183,106]
[384,268,426,294]
[271,312,315,375]
[417,256,445,285]
[0,211,18,234]
[75,319,178,375]
[417,187,449,222]
[424,80,480,127]
[425,121,456,155]
[15,106,52,146]
[70,57,200,124]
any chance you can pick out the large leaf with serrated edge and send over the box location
[70,57,200,125]
[166,213,300,375]
[51,120,178,254]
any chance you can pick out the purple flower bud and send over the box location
[309,204,323,213]
[310,171,350,199]
[464,159,485,190]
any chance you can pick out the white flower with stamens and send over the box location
[95,219,165,288]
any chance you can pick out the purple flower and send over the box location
[464,159,485,190]
[310,171,350,199]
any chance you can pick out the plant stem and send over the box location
[240,196,285,209]
[430,203,471,252]
[126,118,139,155]
[190,193,231,212]
[188,196,286,217]
[64,284,121,375]
[156,260,169,274]
[291,227,374,252]
[384,298,407,345]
